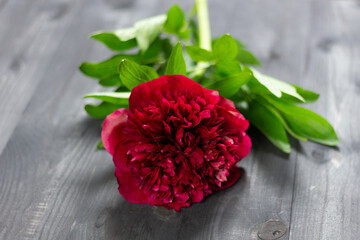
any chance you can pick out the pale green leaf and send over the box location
[135,14,166,51]
[286,85,320,103]
[237,49,261,65]
[136,38,163,64]
[206,72,251,98]
[164,42,186,75]
[185,45,213,62]
[84,92,131,105]
[235,39,246,49]
[251,69,305,102]
[84,102,124,119]
[257,98,307,141]
[113,27,137,41]
[265,97,339,146]
[214,60,242,79]
[164,5,185,33]
[90,28,137,51]
[98,75,121,87]
[119,59,159,90]
[177,29,191,40]
[79,54,137,79]
[242,100,291,153]
[213,34,238,61]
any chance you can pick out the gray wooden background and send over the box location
[0,0,359,239]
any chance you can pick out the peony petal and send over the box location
[101,108,129,156]
[218,166,243,190]
[115,169,149,204]
[202,87,221,105]
[217,106,249,132]
[113,142,131,172]
[218,96,236,109]
[236,134,252,160]
[190,189,204,203]
[129,75,203,110]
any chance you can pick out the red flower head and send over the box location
[102,75,251,211]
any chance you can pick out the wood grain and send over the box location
[288,1,360,239]
[0,0,91,154]
[0,0,359,239]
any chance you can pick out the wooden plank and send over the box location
[0,0,94,155]
[289,1,360,239]
[0,0,42,154]
[0,0,105,238]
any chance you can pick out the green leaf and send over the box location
[98,75,121,87]
[189,18,199,46]
[164,42,186,75]
[177,29,191,40]
[237,49,261,65]
[90,28,137,51]
[164,5,185,33]
[245,67,320,104]
[114,86,130,92]
[286,85,320,103]
[185,45,213,62]
[242,100,291,153]
[97,140,104,150]
[84,102,123,119]
[119,59,159,90]
[213,34,238,61]
[161,38,173,59]
[135,14,167,52]
[113,27,137,41]
[214,60,242,79]
[265,97,339,146]
[257,98,307,141]
[136,38,163,64]
[251,69,305,102]
[79,54,137,79]
[206,72,251,98]
[235,39,246,49]
[84,92,130,105]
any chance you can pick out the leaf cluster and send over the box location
[80,4,338,152]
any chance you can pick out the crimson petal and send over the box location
[101,108,129,156]
[218,166,243,190]
[115,169,149,204]
[129,75,207,110]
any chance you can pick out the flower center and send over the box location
[123,93,244,208]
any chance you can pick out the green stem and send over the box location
[193,0,211,79]
[196,0,212,51]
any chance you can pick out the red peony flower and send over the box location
[102,75,251,211]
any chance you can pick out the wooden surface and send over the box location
[0,0,359,239]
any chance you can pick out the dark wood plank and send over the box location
[289,1,360,239]
[0,0,95,154]
[0,0,107,238]
[0,0,44,153]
